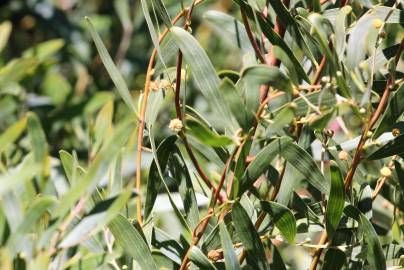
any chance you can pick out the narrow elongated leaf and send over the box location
[344,205,386,270]
[7,196,55,254]
[322,248,346,270]
[0,116,27,153]
[260,201,296,243]
[232,202,268,269]
[170,26,238,132]
[373,84,404,139]
[188,246,217,270]
[242,65,294,94]
[151,0,172,28]
[27,112,48,164]
[54,121,135,218]
[204,11,254,54]
[366,133,404,160]
[239,137,293,194]
[325,162,345,239]
[59,188,133,248]
[0,155,40,196]
[280,141,329,194]
[0,21,11,53]
[335,6,352,58]
[85,17,137,115]
[220,78,253,131]
[140,0,166,67]
[109,215,158,270]
[186,117,233,147]
[359,214,386,270]
[92,100,113,155]
[144,136,177,220]
[219,223,241,270]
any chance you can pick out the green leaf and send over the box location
[0,21,11,54]
[260,201,297,243]
[241,65,294,94]
[347,7,404,68]
[344,205,386,270]
[170,26,238,132]
[366,133,404,160]
[168,149,200,229]
[271,245,287,270]
[92,100,114,155]
[220,78,253,131]
[322,248,346,270]
[27,112,48,164]
[0,116,27,153]
[0,155,40,196]
[232,202,268,270]
[219,222,240,270]
[59,188,133,248]
[325,161,345,239]
[359,214,386,270]
[140,0,167,67]
[109,215,158,270]
[22,39,65,61]
[85,17,137,115]
[54,120,135,218]
[0,57,37,87]
[186,117,233,147]
[373,84,404,139]
[204,10,254,54]
[188,246,217,270]
[144,136,177,220]
[279,139,329,194]
[239,137,293,195]
[7,196,56,254]
[151,0,172,28]
[335,6,352,58]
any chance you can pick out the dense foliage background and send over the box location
[0,0,403,269]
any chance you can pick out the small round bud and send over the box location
[159,79,172,90]
[336,71,343,77]
[359,108,366,114]
[321,76,330,84]
[372,19,383,29]
[208,250,222,261]
[168,119,183,132]
[338,150,349,161]
[366,130,373,138]
[290,102,298,110]
[150,81,159,91]
[392,128,400,137]
[380,167,391,178]
[379,31,387,39]
[359,61,368,70]
[325,82,332,89]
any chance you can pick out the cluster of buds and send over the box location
[150,79,175,91]
[168,118,183,132]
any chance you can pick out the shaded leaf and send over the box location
[260,201,297,243]
[232,202,268,270]
[325,162,345,239]
[109,215,158,270]
[85,17,137,115]
[219,222,240,270]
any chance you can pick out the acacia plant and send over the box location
[0,0,403,269]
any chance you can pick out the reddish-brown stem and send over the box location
[241,9,266,64]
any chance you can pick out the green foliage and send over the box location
[0,0,403,269]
